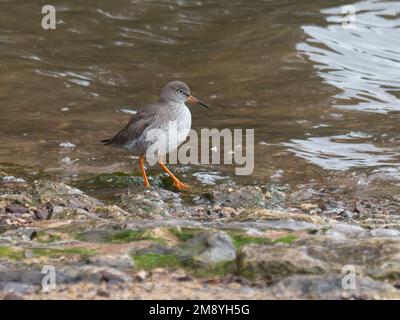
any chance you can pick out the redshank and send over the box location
[102,80,209,190]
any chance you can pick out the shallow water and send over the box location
[1,0,400,191]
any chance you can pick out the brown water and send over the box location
[1,0,400,189]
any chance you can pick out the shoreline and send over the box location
[1,178,400,299]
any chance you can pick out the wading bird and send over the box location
[102,80,209,190]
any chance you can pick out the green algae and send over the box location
[0,246,24,260]
[107,229,154,243]
[134,252,180,270]
[133,251,234,278]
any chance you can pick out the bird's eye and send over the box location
[177,89,184,94]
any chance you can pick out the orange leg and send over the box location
[139,154,150,187]
[158,160,189,190]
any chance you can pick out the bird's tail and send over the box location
[101,138,112,145]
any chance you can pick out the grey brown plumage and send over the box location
[101,104,159,147]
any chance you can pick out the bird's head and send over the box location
[160,80,209,108]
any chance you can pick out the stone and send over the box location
[142,227,180,245]
[94,205,130,219]
[5,205,29,214]
[50,207,77,219]
[88,254,134,269]
[267,273,400,299]
[30,181,102,210]
[0,269,43,285]
[324,223,367,240]
[0,282,38,295]
[1,178,400,299]
[299,237,400,281]
[57,265,131,284]
[0,227,38,241]
[207,185,266,208]
[231,208,325,225]
[120,188,170,219]
[288,189,314,202]
[237,245,328,281]
[33,208,50,220]
[178,231,236,267]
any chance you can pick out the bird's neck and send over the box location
[160,98,186,109]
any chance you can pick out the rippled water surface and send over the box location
[1,0,400,188]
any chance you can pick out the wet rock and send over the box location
[237,245,328,281]
[264,185,286,206]
[51,205,65,218]
[93,205,130,220]
[49,206,102,220]
[50,207,86,220]
[0,194,32,208]
[267,274,400,299]
[120,188,170,219]
[33,208,50,220]
[30,181,102,210]
[288,189,314,203]
[178,231,236,267]
[205,185,266,208]
[231,208,325,225]
[99,266,132,283]
[0,227,37,241]
[5,205,29,214]
[2,178,400,299]
[0,195,36,227]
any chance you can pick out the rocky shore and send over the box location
[1,175,400,299]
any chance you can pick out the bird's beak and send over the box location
[187,95,209,109]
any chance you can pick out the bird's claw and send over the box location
[173,180,189,191]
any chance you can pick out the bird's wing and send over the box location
[102,104,159,146]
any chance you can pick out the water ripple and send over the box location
[284,133,399,171]
[298,0,400,113]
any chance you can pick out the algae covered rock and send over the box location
[30,180,102,210]
[205,185,266,208]
[120,188,170,219]
[237,245,328,281]
[178,230,236,267]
